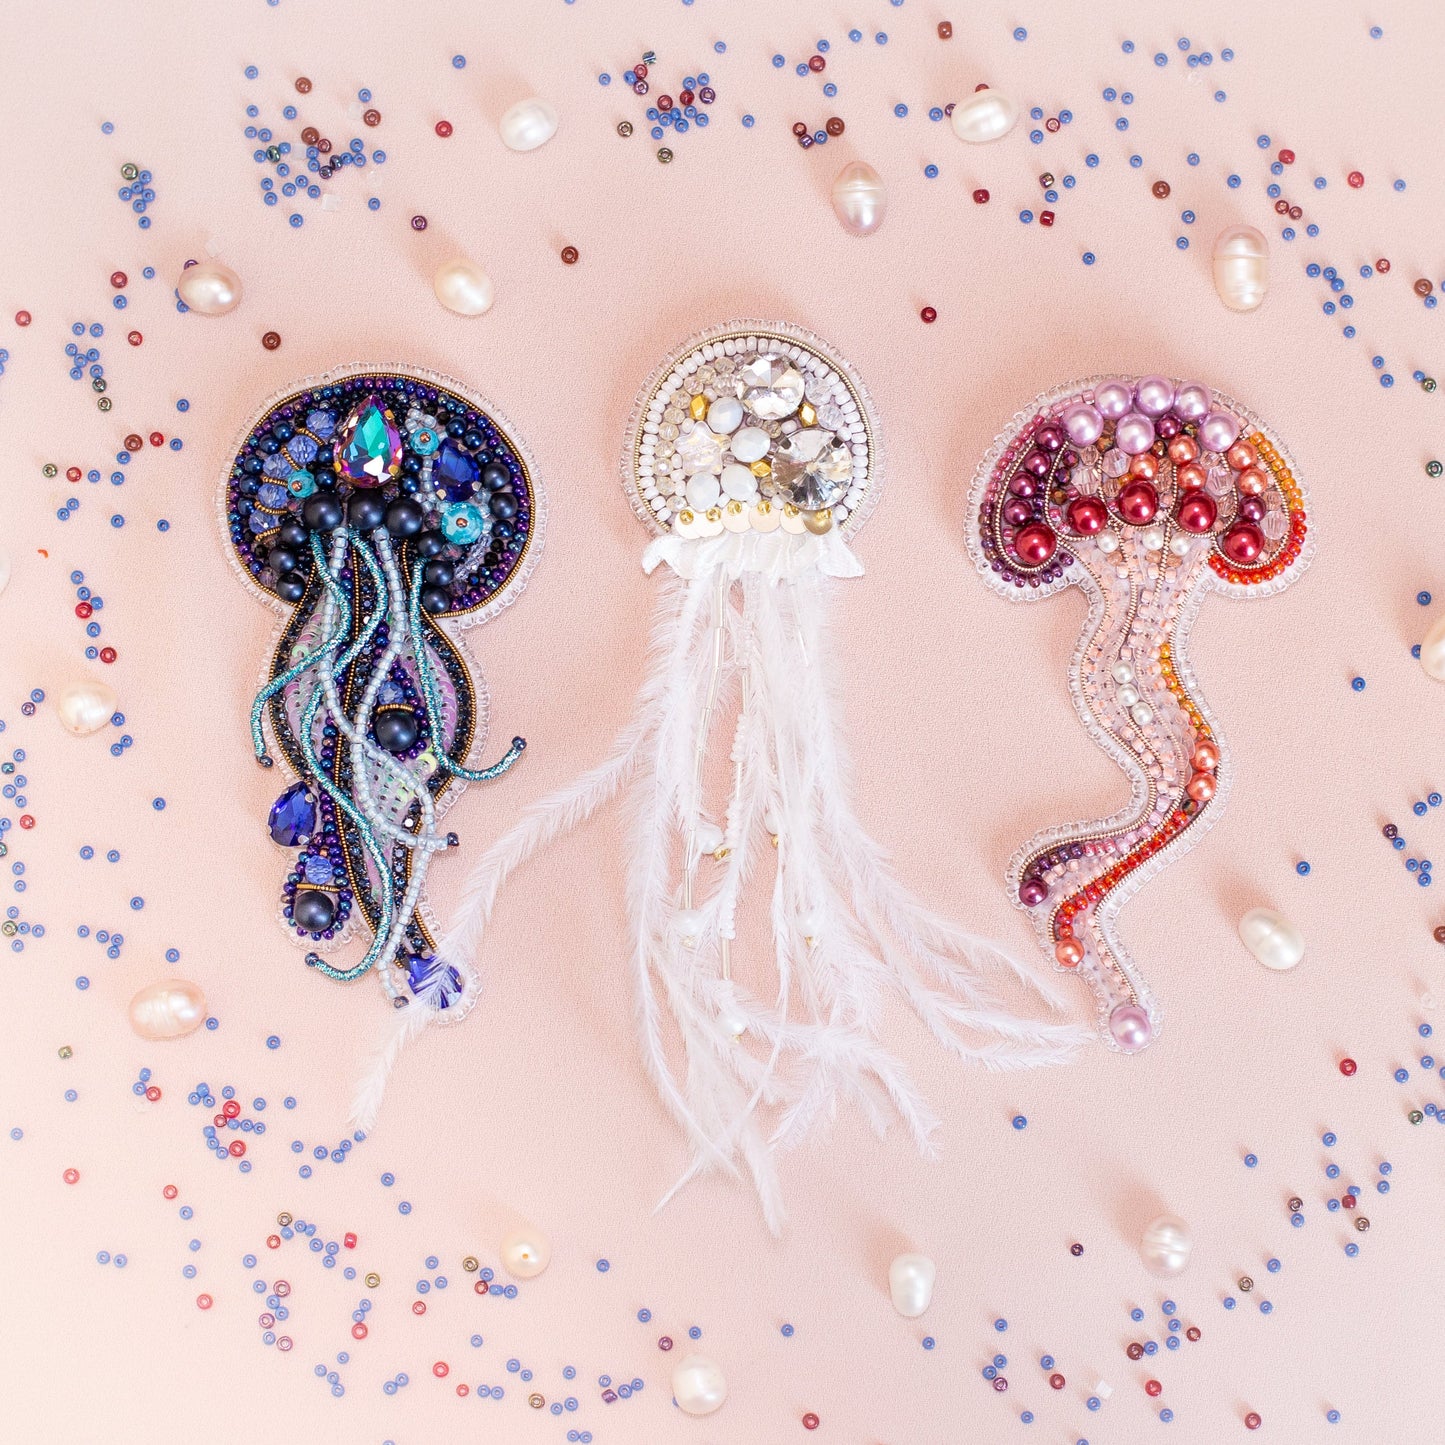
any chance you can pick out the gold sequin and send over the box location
[802,508,833,535]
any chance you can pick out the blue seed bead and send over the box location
[1244,1152,1258,1167]
[994,1318,1008,1332]
[1224,1297,1236,1309]
[994,1353,1007,1368]
[1012,1115,1027,1130]
[1130,1308,1144,1322]
[1041,1355,1055,1369]
[1296,861,1310,875]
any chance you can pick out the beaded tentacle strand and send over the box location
[967,376,1312,1052]
[222,364,544,1123]
[441,322,1083,1232]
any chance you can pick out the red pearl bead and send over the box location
[1176,491,1217,534]
[1066,496,1108,534]
[1339,1057,1357,1076]
[1221,523,1263,564]
[1116,480,1159,525]
[1014,524,1057,565]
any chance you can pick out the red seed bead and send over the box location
[1342,1193,1356,1209]
[803,1414,820,1429]
[679,89,695,106]
[149,431,164,446]
[1376,257,1391,273]
[658,94,674,111]
[110,271,127,289]
[197,1294,213,1310]
[1146,1380,1163,1397]
[363,109,381,127]
[63,1168,79,1184]
[1245,1412,1262,1430]
[1050,1373,1066,1390]
[825,116,844,136]
[658,1336,674,1351]
[1339,1057,1357,1076]
[344,1232,357,1248]
[992,1377,1009,1392]
[412,1300,427,1315]
[808,55,825,72]
[973,188,990,204]
[921,306,937,323]
[1186,1326,1202,1341]
[435,120,453,137]
[274,1281,291,1297]
[67,466,82,482]
[1278,149,1295,164]
[1045,115,1061,132]
[19,815,35,829]
[792,121,808,137]
[351,1322,368,1339]
[633,62,648,80]
[124,433,142,450]
[433,1362,449,1378]
[76,602,93,619]
[223,1099,241,1118]
[145,1085,161,1101]
[1039,210,1055,227]
[474,1280,488,1294]
[163,1185,178,1199]
[1347,171,1364,188]
[262,331,282,350]
[561,246,579,265]
[938,21,953,38]
[456,1384,469,1397]
[410,215,428,231]
[267,1234,281,1249]
[15,310,31,325]
[228,1140,246,1157]
[127,330,143,346]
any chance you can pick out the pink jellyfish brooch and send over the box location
[224,364,544,1127]
[967,377,1311,1053]
[441,321,1082,1230]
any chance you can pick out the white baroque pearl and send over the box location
[1212,224,1269,312]
[56,679,118,737]
[888,1253,936,1317]
[499,97,559,152]
[1421,613,1445,681]
[671,1354,727,1416]
[950,88,1019,144]
[433,258,495,317]
[177,260,243,316]
[500,1229,550,1279]
[1238,907,1304,971]
[128,979,208,1040]
[1139,1214,1192,1277]
[831,161,887,235]
[730,427,769,464]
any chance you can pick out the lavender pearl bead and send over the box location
[1134,375,1176,417]
[1060,402,1104,447]
[1003,498,1033,526]
[1200,410,1241,453]
[1109,1001,1154,1053]
[1093,379,1134,421]
[1114,412,1156,456]
[1173,382,1211,421]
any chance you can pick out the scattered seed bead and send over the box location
[803,1413,820,1429]
[1246,1412,1262,1430]
[1415,278,1434,297]
[1152,180,1170,198]
[561,246,579,265]
[1347,172,1364,188]
[973,188,990,204]
[921,306,937,323]
[435,120,453,137]
[657,148,674,163]
[938,21,953,38]
[1339,1057,1358,1076]
[617,120,634,137]
[826,117,844,136]
[363,109,381,127]
[1070,1242,1084,1256]
[1050,1372,1065,1390]
[410,215,428,231]
[295,77,312,93]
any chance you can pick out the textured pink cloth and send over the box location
[3,0,1443,1439]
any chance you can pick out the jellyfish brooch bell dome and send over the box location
[967,376,1312,1053]
[441,321,1082,1231]
[223,364,544,1126]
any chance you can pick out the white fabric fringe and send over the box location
[441,532,1084,1230]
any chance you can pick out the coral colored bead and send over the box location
[222,1099,241,1118]
[456,1384,469,1397]
[15,310,31,325]
[76,602,93,618]
[228,1140,246,1157]
[1056,937,1084,967]
[100,648,117,663]
[1050,1373,1066,1390]
[1146,1379,1163,1396]
[435,120,453,137]
[145,1085,161,1101]
[1278,149,1295,164]
[412,1300,427,1315]
[67,467,82,482]
[344,1232,357,1248]
[1186,772,1216,802]
[267,1234,281,1249]
[19,815,34,829]
[1347,171,1363,188]
[803,1414,820,1429]
[163,1185,178,1199]
[1339,1057,1358,1076]
[352,1322,368,1339]
[973,188,990,203]
[197,1294,213,1310]
[63,1168,79,1184]
[433,1362,449,1377]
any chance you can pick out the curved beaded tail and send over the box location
[223,366,544,1130]
[968,376,1312,1052]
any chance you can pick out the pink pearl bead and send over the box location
[1200,410,1241,453]
[1134,375,1176,417]
[1109,1002,1153,1052]
[1060,402,1104,446]
[1114,413,1156,456]
[1093,379,1134,421]
[1173,382,1211,421]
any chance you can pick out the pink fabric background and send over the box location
[3,1,1443,1439]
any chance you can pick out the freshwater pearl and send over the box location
[831,160,888,234]
[950,87,1018,143]
[176,260,243,316]
[1060,402,1104,447]
[1238,907,1304,971]
[1172,382,1211,421]
[499,97,559,152]
[1199,410,1241,454]
[1130,702,1153,727]
[672,1354,727,1415]
[707,397,743,434]
[1117,684,1140,708]
[715,986,750,1040]
[1139,1214,1192,1276]
[1112,663,1134,684]
[1109,1001,1154,1053]
[1097,532,1120,554]
[56,679,118,736]
[433,258,495,317]
[1093,379,1134,421]
[499,1229,551,1279]
[1134,376,1176,418]
[799,907,826,941]
[889,1253,937,1317]
[1140,525,1165,552]
[1212,224,1270,312]
[1420,614,1445,681]
[128,979,208,1040]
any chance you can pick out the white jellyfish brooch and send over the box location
[441,322,1081,1229]
[224,365,543,1124]
[967,377,1312,1054]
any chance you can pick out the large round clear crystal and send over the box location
[736,353,805,421]
[771,428,852,511]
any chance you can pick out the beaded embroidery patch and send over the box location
[222,364,543,1022]
[967,377,1312,1052]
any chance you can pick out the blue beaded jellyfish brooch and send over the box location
[224,365,544,1124]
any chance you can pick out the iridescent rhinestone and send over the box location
[736,353,805,420]
[336,395,402,487]
[770,428,852,510]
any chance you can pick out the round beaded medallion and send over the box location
[622,320,881,541]
[967,376,1313,1052]
[221,364,544,1014]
